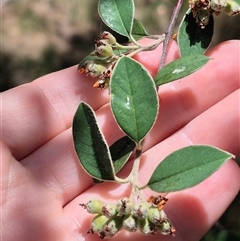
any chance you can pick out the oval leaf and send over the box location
[72,102,115,181]
[154,55,210,86]
[110,56,159,143]
[178,9,214,57]
[147,145,234,192]
[98,0,134,38]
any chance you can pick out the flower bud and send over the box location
[101,203,118,218]
[147,207,167,225]
[99,216,123,239]
[116,198,133,215]
[133,201,151,219]
[88,214,108,234]
[123,215,137,232]
[224,0,240,16]
[79,199,104,214]
[138,218,157,235]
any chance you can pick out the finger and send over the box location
[63,160,239,241]
[1,40,179,160]
[17,40,240,207]
[138,89,240,186]
[137,40,240,152]
[1,67,110,160]
[96,40,240,152]
[63,91,240,240]
[21,89,239,207]
[2,40,238,160]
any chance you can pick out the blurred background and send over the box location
[1,0,240,91]
[1,1,239,240]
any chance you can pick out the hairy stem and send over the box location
[128,140,146,201]
[127,34,166,58]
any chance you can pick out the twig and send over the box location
[159,0,183,70]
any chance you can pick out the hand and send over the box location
[1,40,239,241]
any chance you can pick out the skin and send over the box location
[1,40,239,241]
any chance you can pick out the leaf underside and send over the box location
[72,102,115,181]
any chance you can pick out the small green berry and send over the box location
[99,216,123,239]
[78,60,107,77]
[147,207,167,225]
[89,214,108,233]
[133,201,151,219]
[99,31,117,45]
[116,198,133,215]
[224,0,240,16]
[157,219,176,236]
[138,218,157,235]
[101,203,118,218]
[95,39,114,57]
[210,0,227,12]
[123,215,138,232]
[79,199,104,214]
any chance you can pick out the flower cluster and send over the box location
[80,196,175,239]
[78,31,121,89]
[189,0,240,28]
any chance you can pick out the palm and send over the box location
[1,40,239,241]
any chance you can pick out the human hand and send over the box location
[1,40,239,241]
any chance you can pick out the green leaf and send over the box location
[154,55,210,86]
[110,56,159,143]
[72,102,115,181]
[147,145,234,192]
[178,9,214,57]
[131,18,149,40]
[110,136,136,173]
[98,0,134,38]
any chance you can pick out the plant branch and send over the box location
[127,34,166,58]
[159,0,183,70]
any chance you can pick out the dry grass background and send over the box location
[1,1,239,240]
